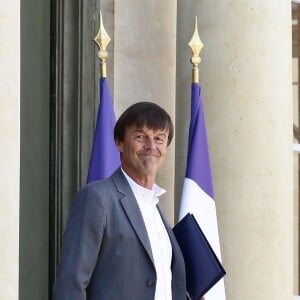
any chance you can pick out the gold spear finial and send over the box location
[94,11,111,78]
[188,16,203,83]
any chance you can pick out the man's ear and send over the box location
[115,139,123,152]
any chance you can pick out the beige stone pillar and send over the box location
[176,1,293,299]
[0,1,20,299]
[113,0,177,224]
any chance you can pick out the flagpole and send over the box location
[94,10,111,78]
[188,17,203,84]
[86,11,120,183]
[179,17,227,299]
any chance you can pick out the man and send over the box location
[53,102,187,300]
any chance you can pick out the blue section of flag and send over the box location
[86,78,120,183]
[186,83,214,199]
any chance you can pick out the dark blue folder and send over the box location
[173,213,226,300]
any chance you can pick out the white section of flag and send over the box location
[179,178,226,300]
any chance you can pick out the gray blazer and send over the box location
[53,168,186,300]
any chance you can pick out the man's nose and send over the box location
[144,137,156,149]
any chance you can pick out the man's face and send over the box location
[116,125,169,180]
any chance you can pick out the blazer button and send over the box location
[146,279,154,286]
[176,281,181,287]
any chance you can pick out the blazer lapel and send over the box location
[111,169,154,265]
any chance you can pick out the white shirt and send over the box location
[122,169,173,300]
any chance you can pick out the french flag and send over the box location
[86,78,120,183]
[179,83,226,300]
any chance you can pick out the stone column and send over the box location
[113,0,177,224]
[0,2,20,299]
[176,1,293,299]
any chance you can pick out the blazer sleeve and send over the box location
[53,184,106,300]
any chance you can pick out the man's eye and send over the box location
[154,137,166,144]
[135,135,146,141]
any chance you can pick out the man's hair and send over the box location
[114,101,174,146]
